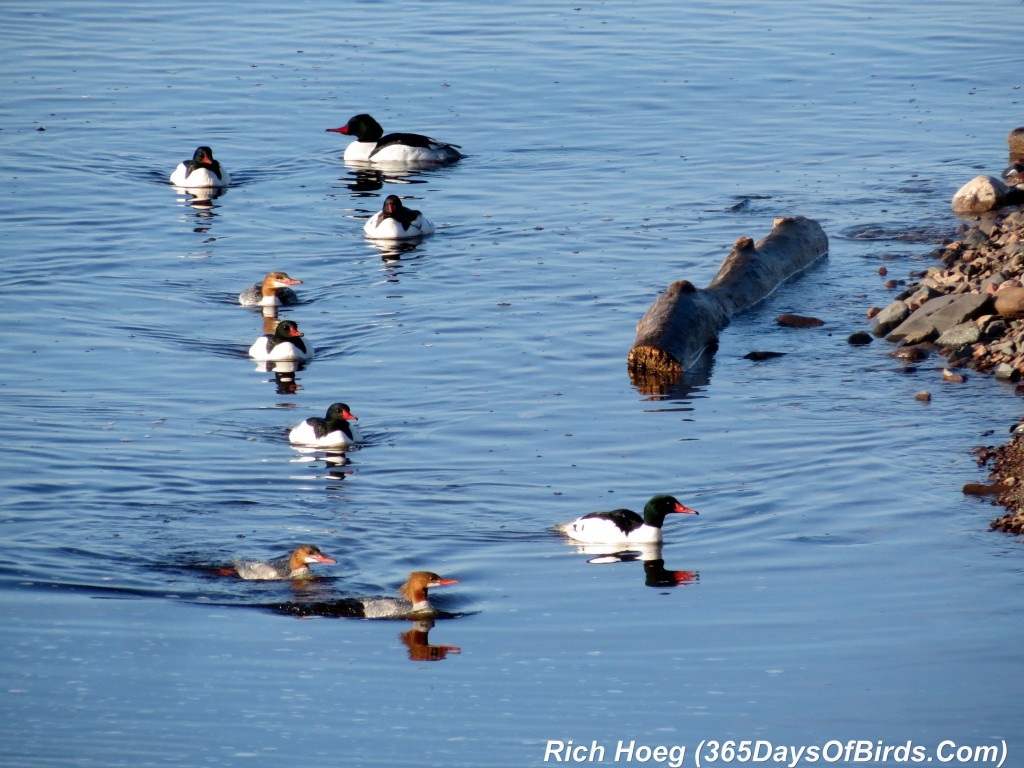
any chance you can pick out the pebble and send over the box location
[776,314,824,328]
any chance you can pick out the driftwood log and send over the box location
[628,216,829,385]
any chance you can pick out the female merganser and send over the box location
[289,402,361,449]
[326,114,463,166]
[231,544,336,580]
[363,195,435,240]
[360,571,459,618]
[238,271,302,307]
[272,571,459,619]
[248,319,313,363]
[554,494,698,545]
[169,146,230,188]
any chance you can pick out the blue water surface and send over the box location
[1,1,1022,766]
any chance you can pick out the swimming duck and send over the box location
[248,319,313,363]
[238,271,302,307]
[231,544,336,580]
[289,402,361,449]
[360,571,459,618]
[169,145,230,188]
[554,494,698,545]
[272,571,459,619]
[326,114,463,166]
[363,195,435,240]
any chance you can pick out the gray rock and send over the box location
[885,292,993,344]
[951,175,1011,214]
[994,363,1020,381]
[936,321,981,349]
[980,271,1007,291]
[871,299,910,337]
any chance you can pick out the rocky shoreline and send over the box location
[866,127,1024,534]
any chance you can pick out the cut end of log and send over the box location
[627,345,683,395]
[627,344,681,376]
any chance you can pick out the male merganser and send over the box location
[169,146,230,188]
[289,402,361,449]
[238,271,302,307]
[231,544,336,580]
[363,194,435,240]
[272,571,459,619]
[248,319,313,363]
[326,114,463,166]
[554,494,698,545]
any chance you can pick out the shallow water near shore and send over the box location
[2,1,1023,766]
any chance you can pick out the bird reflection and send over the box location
[565,542,698,587]
[369,238,427,263]
[399,619,461,661]
[252,360,304,394]
[290,450,356,483]
[172,184,226,209]
[339,168,430,195]
[343,168,387,194]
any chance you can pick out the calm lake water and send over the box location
[2,1,1023,766]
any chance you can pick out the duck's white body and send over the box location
[169,146,230,188]
[343,140,459,167]
[556,516,664,545]
[289,403,362,449]
[170,164,230,188]
[555,495,698,545]
[289,420,362,449]
[248,336,312,362]
[363,209,434,240]
[248,320,312,363]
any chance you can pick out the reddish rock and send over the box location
[993,286,1024,318]
[777,313,824,328]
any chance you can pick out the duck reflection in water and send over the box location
[251,359,303,395]
[566,541,698,588]
[369,236,429,265]
[400,620,461,661]
[341,166,430,195]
